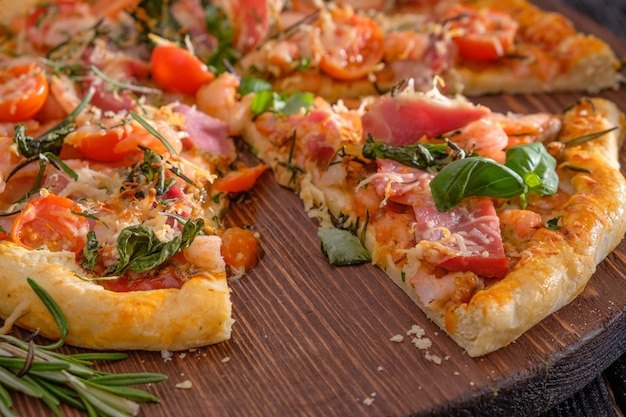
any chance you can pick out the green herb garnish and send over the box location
[430,142,558,212]
[106,218,205,275]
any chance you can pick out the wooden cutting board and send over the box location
[10,1,626,416]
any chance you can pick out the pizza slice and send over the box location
[236,0,623,101]
[0,1,267,350]
[219,75,626,356]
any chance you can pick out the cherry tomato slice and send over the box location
[318,9,385,81]
[220,227,261,270]
[70,128,136,162]
[446,5,518,62]
[11,194,89,254]
[0,64,49,122]
[150,44,215,95]
[214,164,268,193]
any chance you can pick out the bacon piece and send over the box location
[372,159,509,278]
[361,90,490,146]
[175,104,236,160]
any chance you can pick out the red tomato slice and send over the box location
[318,9,385,81]
[99,270,185,292]
[214,164,268,193]
[11,194,89,254]
[220,227,261,270]
[71,128,136,162]
[446,5,518,62]
[150,44,215,95]
[0,64,49,122]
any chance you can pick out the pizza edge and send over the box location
[370,98,626,357]
[0,241,233,351]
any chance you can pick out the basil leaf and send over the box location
[278,92,315,116]
[430,157,526,212]
[239,76,272,96]
[250,91,314,117]
[250,91,275,115]
[318,228,371,266]
[361,135,455,170]
[108,218,204,275]
[505,142,558,198]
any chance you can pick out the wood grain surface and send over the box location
[8,1,626,416]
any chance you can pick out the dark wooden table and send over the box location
[6,1,626,416]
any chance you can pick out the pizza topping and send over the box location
[24,0,98,52]
[175,103,235,159]
[361,85,490,146]
[317,7,385,81]
[150,43,216,95]
[0,64,50,123]
[445,5,519,62]
[214,164,269,193]
[370,159,509,278]
[11,193,89,254]
[105,218,205,276]
[220,227,262,271]
[430,142,559,212]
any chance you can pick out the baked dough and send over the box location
[0,242,233,351]
[365,98,626,356]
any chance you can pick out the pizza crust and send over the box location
[399,98,626,356]
[0,241,234,351]
[458,35,623,96]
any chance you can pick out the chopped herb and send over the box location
[81,231,100,273]
[546,216,562,230]
[362,135,466,171]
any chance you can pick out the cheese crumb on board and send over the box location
[389,334,404,343]
[175,380,193,390]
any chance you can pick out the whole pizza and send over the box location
[0,0,624,364]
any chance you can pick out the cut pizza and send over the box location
[222,77,626,356]
[237,0,623,101]
[0,0,624,360]
[0,0,269,351]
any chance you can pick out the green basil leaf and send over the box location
[430,157,526,212]
[239,76,272,96]
[505,142,558,197]
[109,218,204,275]
[318,228,371,266]
[279,92,315,116]
[361,135,454,170]
[250,91,275,116]
[250,91,314,117]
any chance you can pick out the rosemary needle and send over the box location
[0,279,167,417]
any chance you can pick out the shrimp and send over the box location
[498,209,543,242]
[183,235,226,274]
[196,72,254,136]
[449,116,509,163]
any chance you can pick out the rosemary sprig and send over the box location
[0,278,167,417]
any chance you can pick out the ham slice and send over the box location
[175,104,236,160]
[372,159,508,278]
[361,87,489,146]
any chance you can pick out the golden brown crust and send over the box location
[0,242,233,351]
[428,98,626,356]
